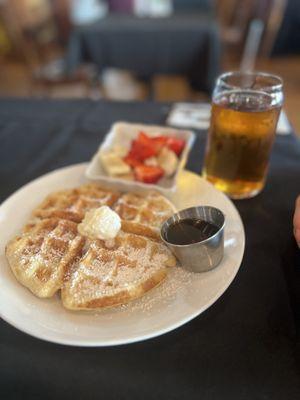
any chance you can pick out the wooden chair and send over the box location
[215,0,288,69]
[240,0,288,71]
[215,0,254,47]
[50,0,72,44]
[0,0,96,97]
[259,0,287,57]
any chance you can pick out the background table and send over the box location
[66,14,220,93]
[0,99,300,400]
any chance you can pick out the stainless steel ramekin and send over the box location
[160,206,225,273]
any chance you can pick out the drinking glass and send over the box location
[202,71,284,199]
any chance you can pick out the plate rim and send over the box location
[0,163,245,347]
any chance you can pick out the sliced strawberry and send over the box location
[134,165,164,184]
[152,136,168,145]
[123,155,142,168]
[151,136,168,153]
[137,131,152,144]
[166,137,185,156]
[136,131,165,156]
[129,138,157,161]
[137,131,156,151]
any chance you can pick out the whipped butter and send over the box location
[78,206,121,240]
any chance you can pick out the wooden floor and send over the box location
[0,56,299,134]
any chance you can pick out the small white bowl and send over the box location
[85,122,195,196]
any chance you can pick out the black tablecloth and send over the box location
[0,99,300,400]
[66,14,220,92]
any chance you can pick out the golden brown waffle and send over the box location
[114,192,176,239]
[33,184,120,223]
[6,218,85,298]
[62,231,176,310]
[6,183,177,309]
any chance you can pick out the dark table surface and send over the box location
[0,99,300,400]
[66,14,220,93]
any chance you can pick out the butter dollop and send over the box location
[78,206,121,240]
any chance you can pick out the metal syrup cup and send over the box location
[160,206,225,273]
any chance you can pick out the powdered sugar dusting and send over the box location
[92,266,194,317]
[113,192,174,229]
[122,267,193,312]
[8,182,184,310]
[64,231,176,305]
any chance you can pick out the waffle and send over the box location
[62,231,176,310]
[33,184,120,223]
[6,183,177,309]
[114,192,176,239]
[6,218,85,298]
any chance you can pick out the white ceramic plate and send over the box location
[0,164,245,347]
[85,122,195,196]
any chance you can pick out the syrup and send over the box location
[165,218,219,245]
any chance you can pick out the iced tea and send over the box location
[202,72,283,198]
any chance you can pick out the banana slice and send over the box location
[112,145,128,158]
[144,157,158,167]
[157,147,178,177]
[99,151,131,176]
[117,173,134,181]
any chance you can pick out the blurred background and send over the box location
[0,0,299,131]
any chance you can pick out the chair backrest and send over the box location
[215,0,255,42]
[51,0,72,44]
[23,18,60,65]
[215,0,287,66]
[239,0,288,70]
[0,0,61,67]
[259,0,287,57]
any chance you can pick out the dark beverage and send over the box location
[202,90,281,198]
[164,218,219,245]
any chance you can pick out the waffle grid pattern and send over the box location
[6,184,176,309]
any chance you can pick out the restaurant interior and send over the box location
[0,0,299,132]
[0,1,299,400]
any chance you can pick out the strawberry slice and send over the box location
[137,131,152,144]
[135,132,166,157]
[128,132,158,161]
[134,165,164,184]
[166,137,185,156]
[151,136,168,153]
[137,132,156,150]
[128,137,157,161]
[123,155,142,168]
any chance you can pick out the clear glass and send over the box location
[202,71,284,199]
